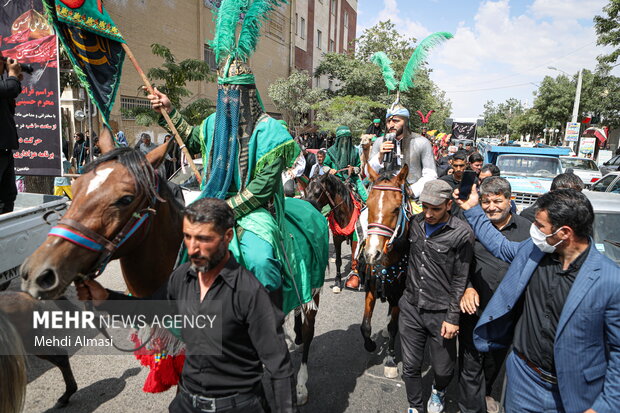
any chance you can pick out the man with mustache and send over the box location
[367,103,437,198]
[76,198,297,413]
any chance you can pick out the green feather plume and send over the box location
[237,0,288,62]
[210,0,245,65]
[371,52,398,92]
[399,31,453,92]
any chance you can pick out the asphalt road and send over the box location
[13,239,501,413]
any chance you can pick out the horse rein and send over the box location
[47,174,160,353]
[48,175,160,280]
[313,167,354,211]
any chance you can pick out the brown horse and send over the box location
[360,164,410,378]
[5,141,181,408]
[19,136,323,407]
[303,173,360,293]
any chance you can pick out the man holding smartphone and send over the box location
[0,53,22,214]
[400,179,474,413]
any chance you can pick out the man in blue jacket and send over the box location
[455,187,620,413]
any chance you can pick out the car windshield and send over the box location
[561,158,598,171]
[593,212,620,264]
[169,163,203,191]
[497,155,561,177]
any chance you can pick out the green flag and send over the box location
[42,0,125,125]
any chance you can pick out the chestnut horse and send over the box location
[19,138,323,407]
[304,173,360,293]
[359,164,410,378]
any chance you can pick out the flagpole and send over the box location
[121,43,202,184]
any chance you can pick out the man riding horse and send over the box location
[324,125,368,203]
[148,6,314,307]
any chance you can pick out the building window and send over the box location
[203,44,217,71]
[331,0,336,15]
[295,13,298,35]
[328,39,335,52]
[317,30,322,49]
[344,10,349,27]
[121,96,151,120]
[300,17,306,39]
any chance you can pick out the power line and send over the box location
[444,82,535,93]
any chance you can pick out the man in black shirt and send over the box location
[0,54,22,213]
[77,198,296,413]
[457,177,530,413]
[439,151,467,189]
[400,180,474,413]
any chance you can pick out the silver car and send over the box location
[589,172,620,194]
[584,190,620,265]
[600,154,620,176]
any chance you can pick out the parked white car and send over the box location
[584,190,620,265]
[559,156,602,187]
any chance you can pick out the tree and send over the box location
[312,95,385,137]
[123,44,215,126]
[267,70,326,131]
[478,98,526,137]
[594,0,620,67]
[313,20,452,134]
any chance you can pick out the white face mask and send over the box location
[530,224,563,253]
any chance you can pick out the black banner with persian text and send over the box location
[1,0,61,176]
[451,122,476,141]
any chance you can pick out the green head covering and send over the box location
[373,119,381,124]
[328,126,357,169]
[335,125,351,138]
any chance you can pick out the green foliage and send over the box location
[123,44,215,125]
[354,20,415,61]
[594,0,620,66]
[312,95,385,137]
[267,70,326,131]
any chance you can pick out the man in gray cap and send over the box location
[399,179,474,413]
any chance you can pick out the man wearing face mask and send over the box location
[457,177,530,413]
[456,188,620,413]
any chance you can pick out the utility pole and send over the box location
[572,68,583,123]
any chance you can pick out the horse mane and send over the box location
[322,173,353,209]
[82,147,161,202]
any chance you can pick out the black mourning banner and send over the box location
[452,122,477,141]
[1,1,62,176]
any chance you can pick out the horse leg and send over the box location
[38,350,78,408]
[384,304,401,379]
[360,285,377,352]
[332,237,343,293]
[296,294,319,406]
[294,312,303,346]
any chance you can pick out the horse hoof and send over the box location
[296,385,309,406]
[384,365,399,379]
[364,340,377,352]
[332,285,341,294]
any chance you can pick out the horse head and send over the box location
[364,163,409,266]
[21,134,174,300]
[303,174,334,211]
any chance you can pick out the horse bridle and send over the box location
[313,168,352,211]
[48,175,159,280]
[367,184,411,249]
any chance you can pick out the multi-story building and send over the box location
[60,0,356,145]
[294,0,357,90]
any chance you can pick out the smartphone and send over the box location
[458,170,478,200]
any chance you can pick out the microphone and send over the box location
[382,132,397,167]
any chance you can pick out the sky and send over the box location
[356,0,619,118]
